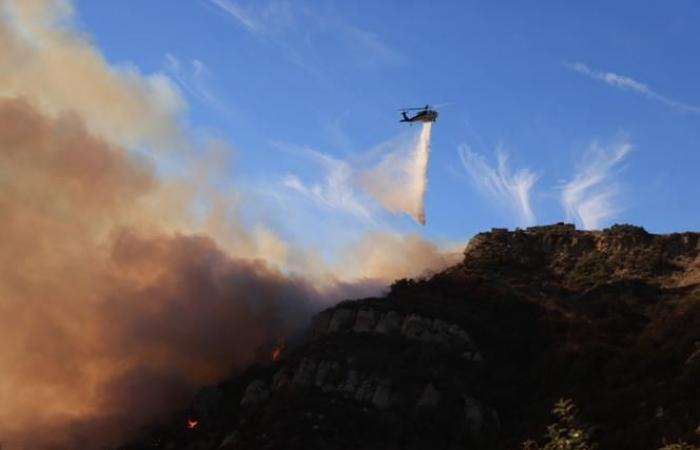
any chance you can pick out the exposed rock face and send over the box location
[218,431,239,449]
[353,308,377,332]
[416,383,441,408]
[327,308,355,332]
[375,310,402,334]
[120,224,700,450]
[240,380,269,406]
[269,359,398,411]
[371,378,392,410]
[311,306,482,360]
[291,358,317,386]
[463,223,700,287]
[464,396,485,434]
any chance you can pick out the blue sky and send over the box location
[75,0,700,244]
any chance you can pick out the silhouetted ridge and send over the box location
[120,224,700,450]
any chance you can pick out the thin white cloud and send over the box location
[341,25,404,66]
[458,145,538,226]
[209,0,260,32]
[281,148,372,221]
[207,0,402,69]
[565,61,700,114]
[323,115,354,151]
[165,54,227,112]
[561,139,631,230]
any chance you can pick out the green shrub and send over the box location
[569,253,611,288]
[607,224,648,235]
[522,399,699,450]
[522,399,595,450]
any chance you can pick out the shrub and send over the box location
[569,253,611,288]
[522,399,700,450]
[389,278,416,293]
[658,443,700,450]
[522,399,595,450]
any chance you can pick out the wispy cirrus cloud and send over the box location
[561,139,631,230]
[340,24,404,67]
[209,0,298,35]
[564,61,700,114]
[207,0,403,69]
[165,54,228,113]
[280,147,373,221]
[209,0,261,32]
[458,145,538,226]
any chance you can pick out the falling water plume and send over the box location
[361,122,433,225]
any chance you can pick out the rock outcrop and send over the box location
[119,224,700,450]
[312,307,482,360]
[462,223,700,287]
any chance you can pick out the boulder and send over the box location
[464,396,484,434]
[371,378,392,410]
[314,360,334,387]
[353,308,378,332]
[219,431,240,449]
[447,324,474,348]
[401,314,431,339]
[292,358,317,386]
[462,350,484,362]
[240,380,269,406]
[272,368,290,389]
[417,383,441,408]
[375,311,403,334]
[431,319,450,339]
[354,377,376,402]
[342,370,359,395]
[327,308,356,333]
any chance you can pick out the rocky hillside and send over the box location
[120,224,700,450]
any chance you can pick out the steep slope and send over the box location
[121,224,700,450]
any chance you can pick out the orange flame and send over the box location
[186,418,198,429]
[271,340,285,361]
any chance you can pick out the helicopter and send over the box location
[399,105,439,123]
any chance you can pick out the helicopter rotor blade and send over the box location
[399,104,451,112]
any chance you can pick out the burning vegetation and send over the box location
[271,340,285,362]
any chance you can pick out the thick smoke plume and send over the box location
[0,98,317,449]
[0,0,182,148]
[0,2,454,449]
[361,122,432,224]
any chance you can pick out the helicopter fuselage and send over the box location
[400,109,438,123]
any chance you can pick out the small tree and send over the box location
[522,399,595,450]
[522,399,700,450]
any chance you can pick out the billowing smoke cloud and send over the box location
[0,2,455,449]
[337,231,460,281]
[0,0,183,148]
[0,98,318,449]
[361,122,433,224]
